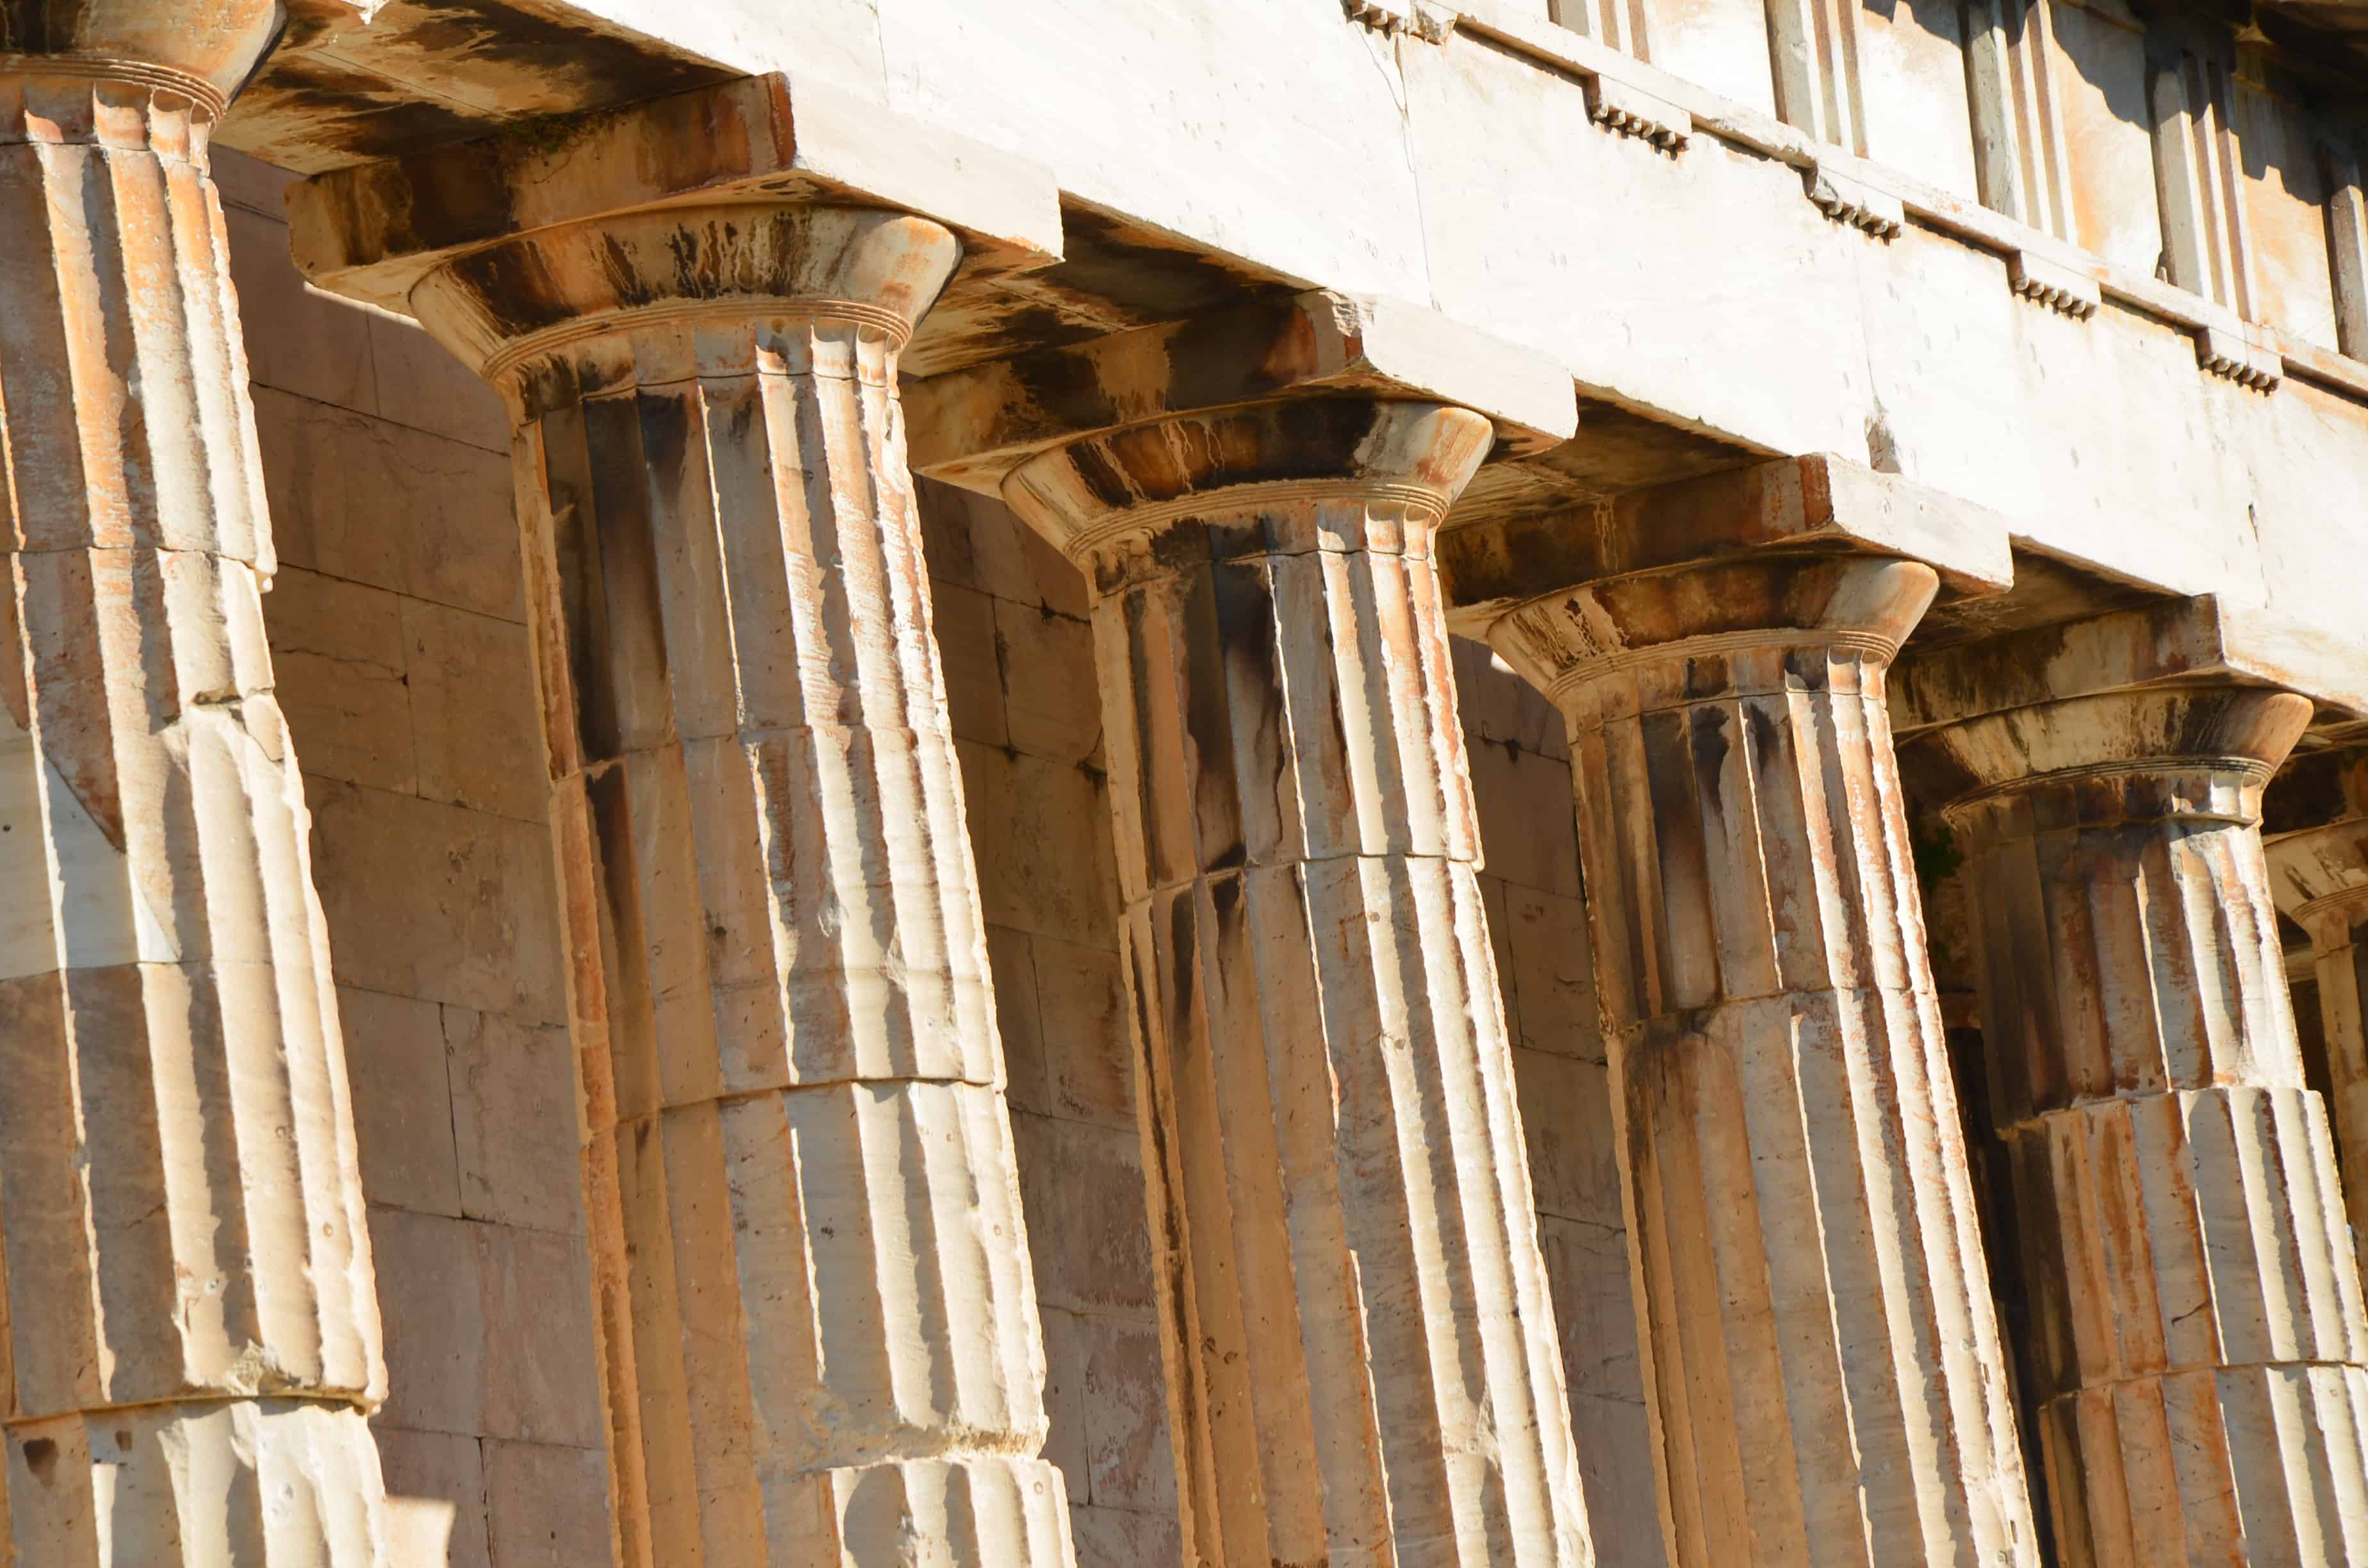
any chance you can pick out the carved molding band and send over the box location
[478,295,919,384]
[0,56,229,121]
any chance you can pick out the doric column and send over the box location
[2264,745,2368,1262]
[999,391,1593,1568]
[1456,462,2038,1568]
[0,4,390,1562]
[1896,601,2368,1567]
[287,81,1077,1566]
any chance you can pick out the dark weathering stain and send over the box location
[2262,753,2350,835]
[231,0,734,167]
[1039,206,1295,323]
[0,0,99,53]
[1128,917,1210,1535]
[1746,701,1782,780]
[231,54,500,163]
[1197,566,1276,874]
[1690,703,1732,812]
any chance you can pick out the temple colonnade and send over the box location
[1,12,2365,1564]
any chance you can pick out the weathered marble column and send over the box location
[2265,746,2368,1264]
[402,202,1073,1564]
[1900,627,2368,1565]
[1001,395,1593,1567]
[0,5,389,1562]
[1478,547,2037,1568]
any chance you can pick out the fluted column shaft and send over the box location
[407,204,1072,1567]
[0,14,388,1564]
[2303,885,2368,1253]
[1486,555,2038,1568]
[2266,812,2368,1266]
[1001,398,1592,1568]
[1918,687,2368,1567]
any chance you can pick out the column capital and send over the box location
[1892,592,2367,737]
[285,69,1062,335]
[0,0,352,131]
[907,288,1576,486]
[407,204,965,407]
[1000,396,1498,582]
[1890,595,2355,829]
[1439,451,2014,626]
[1910,684,2312,836]
[1484,551,1941,718]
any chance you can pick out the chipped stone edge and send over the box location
[1583,75,1691,150]
[1311,291,1579,445]
[1804,161,1905,238]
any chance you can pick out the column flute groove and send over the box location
[0,7,389,1560]
[1907,682,2368,1567]
[1003,396,1594,1568]
[407,202,1074,1567]
[2264,747,2368,1284]
[1483,553,2039,1568]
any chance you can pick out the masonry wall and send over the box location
[1457,641,1667,1568]
[915,477,1669,1567]
[914,478,1182,1565]
[226,138,1662,1563]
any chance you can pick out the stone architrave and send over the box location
[1895,600,2368,1566]
[999,393,1596,1568]
[286,80,1078,1566]
[1452,461,2040,1568]
[0,3,390,1561]
[2264,745,2368,1265]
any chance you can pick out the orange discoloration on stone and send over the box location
[1006,395,1595,1568]
[1906,655,2368,1567]
[0,11,390,1561]
[406,199,1076,1568]
[1487,546,2041,1568]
